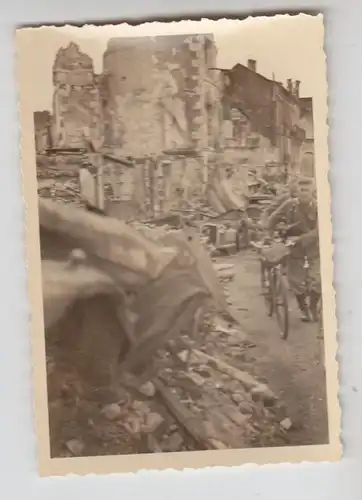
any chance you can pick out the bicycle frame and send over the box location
[251,238,291,338]
[262,259,285,292]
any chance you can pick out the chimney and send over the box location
[294,80,301,98]
[287,78,293,93]
[247,59,257,72]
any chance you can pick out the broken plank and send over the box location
[153,378,227,450]
[170,370,252,446]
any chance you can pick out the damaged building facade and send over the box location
[37,41,315,217]
[221,59,308,180]
[51,42,104,148]
[299,97,315,177]
[102,34,222,153]
[100,34,223,214]
[42,37,223,216]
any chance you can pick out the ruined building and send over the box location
[51,42,103,148]
[221,59,309,176]
[101,34,222,155]
[49,36,222,155]
[99,34,224,213]
[98,34,223,214]
[299,97,315,177]
[45,38,224,215]
[44,42,314,215]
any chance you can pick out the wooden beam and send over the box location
[102,153,135,167]
[153,378,226,450]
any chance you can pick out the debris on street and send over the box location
[41,197,291,457]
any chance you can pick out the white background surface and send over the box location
[1,0,361,498]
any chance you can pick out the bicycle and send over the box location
[251,236,293,340]
[252,223,323,340]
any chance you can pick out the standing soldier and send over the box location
[259,176,299,228]
[264,177,320,323]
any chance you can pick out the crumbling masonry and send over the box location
[48,36,223,215]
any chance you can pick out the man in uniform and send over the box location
[259,176,299,227]
[263,177,320,322]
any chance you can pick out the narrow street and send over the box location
[224,249,329,446]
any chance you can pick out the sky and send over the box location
[18,15,326,112]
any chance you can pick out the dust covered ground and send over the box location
[226,249,328,446]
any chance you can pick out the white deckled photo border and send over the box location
[15,14,341,477]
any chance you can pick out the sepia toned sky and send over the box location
[18,15,326,112]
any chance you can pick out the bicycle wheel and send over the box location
[260,260,273,316]
[273,271,290,340]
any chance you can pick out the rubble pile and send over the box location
[37,156,83,205]
[129,221,179,241]
[42,199,290,457]
[36,155,81,176]
[49,309,289,458]
[38,179,83,206]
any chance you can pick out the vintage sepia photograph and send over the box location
[16,14,340,476]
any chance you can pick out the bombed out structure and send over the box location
[220,60,310,180]
[49,35,223,155]
[41,35,224,216]
[36,37,315,216]
[101,35,222,154]
[51,42,104,148]
[100,34,224,215]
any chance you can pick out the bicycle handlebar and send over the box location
[249,241,264,250]
[250,238,296,252]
